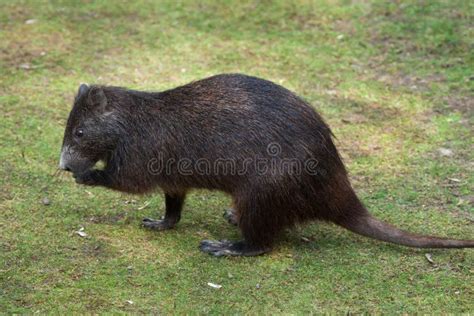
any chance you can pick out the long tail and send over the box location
[337,213,474,248]
[331,188,474,248]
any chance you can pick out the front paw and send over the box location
[73,170,97,185]
[142,218,177,230]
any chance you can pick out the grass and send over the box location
[1,0,473,313]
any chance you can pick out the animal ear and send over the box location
[87,87,109,113]
[77,83,89,98]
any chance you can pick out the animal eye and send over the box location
[75,128,84,138]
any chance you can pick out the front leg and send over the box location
[143,193,186,231]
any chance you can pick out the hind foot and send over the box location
[142,217,177,230]
[223,208,238,226]
[199,240,270,257]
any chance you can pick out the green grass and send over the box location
[1,0,473,313]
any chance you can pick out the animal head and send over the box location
[59,84,121,174]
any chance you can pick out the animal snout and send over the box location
[60,164,72,172]
[59,146,72,172]
[59,146,96,174]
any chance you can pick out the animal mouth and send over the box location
[70,160,103,176]
[59,146,101,175]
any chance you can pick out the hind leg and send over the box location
[200,197,280,256]
[143,192,185,230]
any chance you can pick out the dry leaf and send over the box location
[75,227,87,238]
[425,253,434,264]
[137,201,150,210]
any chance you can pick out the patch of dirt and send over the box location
[332,19,357,37]
[341,113,368,124]
[339,138,384,161]
[287,10,322,30]
[354,103,401,125]
[366,2,469,55]
[87,212,128,224]
[373,71,446,92]
[84,295,111,311]
[56,5,141,23]
[0,25,72,73]
[0,45,45,70]
[81,240,111,258]
[360,103,402,122]
[361,3,468,94]
[0,5,32,26]
[0,241,14,252]
[443,96,474,117]
[326,97,403,125]
[0,162,15,201]
[0,185,13,201]
[363,54,447,92]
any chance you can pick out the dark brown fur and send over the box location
[60,74,473,256]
